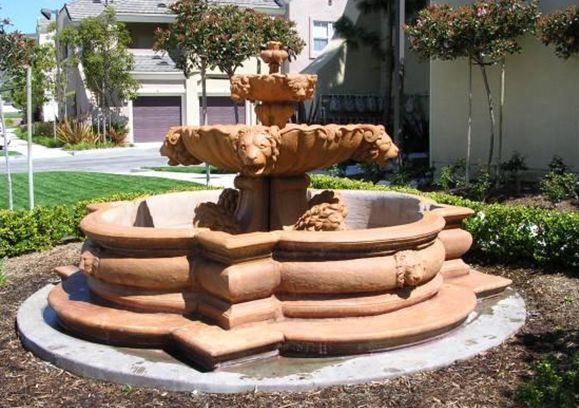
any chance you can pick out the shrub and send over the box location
[34,122,55,138]
[548,155,571,175]
[311,175,579,269]
[541,172,578,203]
[107,125,128,146]
[434,160,466,191]
[0,186,207,259]
[0,257,7,287]
[516,352,579,408]
[502,151,528,192]
[57,120,99,145]
[33,135,64,148]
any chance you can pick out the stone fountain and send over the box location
[43,42,513,372]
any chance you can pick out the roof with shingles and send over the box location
[131,52,180,72]
[64,0,283,21]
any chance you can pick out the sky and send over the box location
[1,0,64,34]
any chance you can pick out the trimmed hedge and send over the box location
[0,186,208,258]
[311,175,579,269]
[0,175,577,270]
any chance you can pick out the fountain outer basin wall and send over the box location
[46,189,512,370]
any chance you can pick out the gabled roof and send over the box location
[64,0,283,21]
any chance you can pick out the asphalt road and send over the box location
[0,147,169,174]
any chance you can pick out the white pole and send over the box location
[0,93,14,210]
[26,65,34,210]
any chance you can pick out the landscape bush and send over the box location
[311,175,579,269]
[540,155,578,203]
[516,352,579,408]
[57,120,99,146]
[0,176,577,270]
[0,186,203,258]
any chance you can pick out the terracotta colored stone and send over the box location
[45,43,514,371]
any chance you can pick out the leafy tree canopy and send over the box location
[59,7,139,108]
[405,0,539,65]
[154,0,305,78]
[8,43,56,117]
[538,5,579,59]
[0,13,34,78]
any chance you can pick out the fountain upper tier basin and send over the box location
[230,73,318,103]
[160,124,399,177]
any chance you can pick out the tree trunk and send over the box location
[479,64,496,170]
[466,58,473,183]
[0,93,14,210]
[382,2,394,126]
[497,59,505,186]
[201,61,210,185]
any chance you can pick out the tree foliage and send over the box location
[155,0,305,78]
[405,0,539,66]
[0,16,33,77]
[537,6,579,59]
[8,44,56,118]
[405,0,538,170]
[59,8,139,113]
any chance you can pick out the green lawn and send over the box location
[145,165,233,174]
[0,171,202,209]
[0,150,22,157]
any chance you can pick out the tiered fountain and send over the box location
[46,42,512,371]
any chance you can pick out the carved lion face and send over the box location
[233,128,280,175]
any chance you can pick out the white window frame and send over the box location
[309,19,334,59]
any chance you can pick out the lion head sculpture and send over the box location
[160,127,202,166]
[351,125,399,165]
[231,127,281,176]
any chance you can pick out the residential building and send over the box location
[45,0,285,144]
[282,0,349,74]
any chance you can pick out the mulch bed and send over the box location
[1,244,577,407]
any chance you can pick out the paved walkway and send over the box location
[4,129,69,159]
[119,169,236,189]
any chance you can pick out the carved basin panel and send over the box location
[161,124,399,177]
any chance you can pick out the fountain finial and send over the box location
[260,41,289,74]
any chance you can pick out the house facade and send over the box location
[47,0,285,144]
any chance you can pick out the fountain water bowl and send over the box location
[44,42,512,371]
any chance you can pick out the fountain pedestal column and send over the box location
[234,174,310,232]
[269,175,310,230]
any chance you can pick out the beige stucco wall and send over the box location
[430,0,579,172]
[286,0,349,74]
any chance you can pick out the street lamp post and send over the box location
[41,8,61,138]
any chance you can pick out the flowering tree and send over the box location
[406,0,538,177]
[537,6,579,59]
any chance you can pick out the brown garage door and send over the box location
[133,96,182,142]
[202,97,246,125]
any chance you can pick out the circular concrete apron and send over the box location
[17,285,525,393]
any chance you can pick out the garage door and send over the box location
[133,96,182,142]
[202,97,246,125]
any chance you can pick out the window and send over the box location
[310,20,334,57]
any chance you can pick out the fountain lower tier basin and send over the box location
[49,188,511,370]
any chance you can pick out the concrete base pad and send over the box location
[17,284,525,393]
